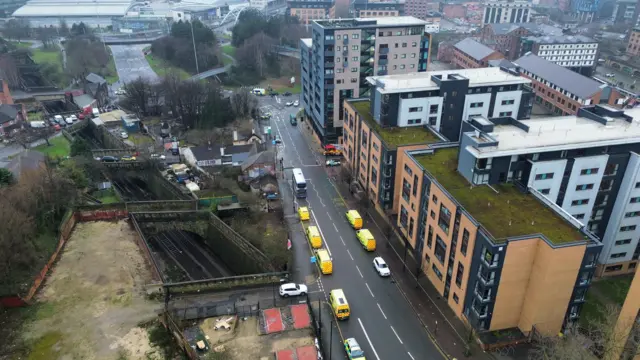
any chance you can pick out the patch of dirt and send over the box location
[201,316,237,345]
[21,220,163,360]
[205,316,314,360]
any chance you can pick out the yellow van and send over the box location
[298,206,310,221]
[315,249,333,275]
[329,289,350,320]
[345,210,363,230]
[307,226,322,249]
[356,229,376,251]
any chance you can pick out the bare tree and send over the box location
[230,88,258,119]
[0,54,21,89]
[236,32,277,78]
[123,77,153,116]
[531,303,640,360]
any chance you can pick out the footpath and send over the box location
[297,122,496,360]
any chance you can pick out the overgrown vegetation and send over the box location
[146,320,188,360]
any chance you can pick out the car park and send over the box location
[344,338,365,360]
[373,257,391,277]
[326,159,341,167]
[279,283,307,297]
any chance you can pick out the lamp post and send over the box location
[190,19,200,74]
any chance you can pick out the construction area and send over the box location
[17,220,163,360]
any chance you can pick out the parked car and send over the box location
[114,88,126,95]
[285,101,293,106]
[326,159,341,167]
[121,155,137,161]
[120,131,129,139]
[274,135,282,144]
[283,91,292,96]
[70,115,78,122]
[151,153,166,160]
[344,338,366,360]
[279,283,308,297]
[373,257,391,277]
[293,100,299,106]
[606,73,615,78]
[101,156,119,162]
[65,117,73,125]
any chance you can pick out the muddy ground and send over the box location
[19,220,163,360]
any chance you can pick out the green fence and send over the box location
[197,195,238,209]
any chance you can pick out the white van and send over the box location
[92,108,100,118]
[54,115,64,124]
[29,121,46,128]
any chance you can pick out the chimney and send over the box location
[220,147,225,156]
[233,130,238,141]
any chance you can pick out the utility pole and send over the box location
[190,19,200,74]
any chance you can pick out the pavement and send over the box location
[257,94,447,360]
[109,44,159,90]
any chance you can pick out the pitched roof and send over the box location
[0,104,19,124]
[241,150,275,171]
[488,58,516,69]
[7,150,44,179]
[454,38,497,61]
[86,73,106,85]
[514,53,603,99]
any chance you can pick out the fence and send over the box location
[197,195,238,209]
[306,295,327,360]
[168,296,302,322]
[0,209,77,307]
[164,272,288,295]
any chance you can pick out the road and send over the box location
[109,44,159,91]
[257,95,444,360]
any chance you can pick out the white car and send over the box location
[279,283,308,297]
[115,88,126,95]
[606,73,615,78]
[285,101,293,106]
[373,257,391,277]
[64,117,73,125]
[151,153,166,160]
[70,115,78,122]
[120,131,129,139]
[293,100,299,106]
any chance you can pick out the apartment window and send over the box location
[631,197,640,204]
[538,188,551,195]
[401,54,407,59]
[581,168,599,175]
[411,53,416,58]
[413,175,419,197]
[453,293,459,304]
[605,265,624,272]
[427,225,433,248]
[351,68,358,72]
[350,78,358,83]
[428,116,437,125]
[432,263,443,280]
[611,252,627,259]
[352,56,359,61]
[434,235,447,265]
[409,107,423,112]
[571,199,589,206]
[438,205,451,234]
[412,41,417,47]
[455,263,464,287]
[616,239,632,246]
[352,45,359,50]
[574,213,585,220]
[575,184,594,191]
[402,178,411,202]
[470,102,483,108]
[501,99,515,105]
[409,218,414,238]
[499,111,513,117]
[429,105,439,114]
[430,210,436,219]
[535,173,554,180]
[404,164,413,176]
[627,211,640,218]
[373,143,379,151]
[600,179,613,191]
[402,42,407,47]
[407,118,421,125]
[371,167,378,186]
[461,229,469,256]
[635,182,640,189]
[621,225,637,232]
[604,163,619,176]
[352,33,359,39]
[432,194,438,204]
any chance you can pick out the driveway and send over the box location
[109,45,159,91]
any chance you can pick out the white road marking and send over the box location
[358,318,381,360]
[377,303,387,319]
[310,209,331,256]
[408,352,415,360]
[366,283,374,298]
[327,213,332,221]
[347,249,354,260]
[390,326,403,344]
[339,236,345,245]
[333,223,338,232]
[356,265,363,278]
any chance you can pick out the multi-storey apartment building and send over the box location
[452,38,505,69]
[342,67,533,211]
[479,23,563,60]
[456,105,640,277]
[627,27,640,56]
[513,53,625,116]
[519,34,598,76]
[299,17,431,144]
[288,0,333,23]
[351,0,403,18]
[482,0,531,26]
[397,143,602,336]
[611,0,640,24]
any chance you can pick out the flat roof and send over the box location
[350,100,442,149]
[315,16,426,29]
[523,34,596,44]
[13,0,132,17]
[467,107,640,158]
[301,38,312,48]
[367,67,530,94]
[414,148,583,244]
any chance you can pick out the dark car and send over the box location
[283,92,292,96]
[101,156,119,162]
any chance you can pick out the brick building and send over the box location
[627,27,640,56]
[479,23,563,60]
[452,38,504,69]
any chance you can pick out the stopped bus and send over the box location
[292,168,307,199]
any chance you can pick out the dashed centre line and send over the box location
[356,265,363,278]
[390,326,403,344]
[366,283,374,298]
[377,303,387,319]
[347,249,354,260]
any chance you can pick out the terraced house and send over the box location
[342,67,533,211]
[397,144,601,340]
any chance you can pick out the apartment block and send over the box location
[482,0,531,26]
[299,17,431,144]
[627,27,640,57]
[342,67,533,211]
[519,34,598,76]
[452,38,505,69]
[289,0,333,23]
[457,105,640,278]
[611,0,640,24]
[479,23,563,60]
[513,53,625,116]
[397,144,601,338]
[351,0,403,18]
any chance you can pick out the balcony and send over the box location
[383,181,391,190]
[343,49,348,56]
[343,61,348,68]
[379,47,389,54]
[378,59,388,65]
[478,271,495,286]
[482,252,499,268]
[324,62,335,68]
[383,169,392,177]
[472,306,488,318]
[475,289,491,302]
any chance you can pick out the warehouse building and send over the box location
[12,0,136,27]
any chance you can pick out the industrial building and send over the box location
[12,0,135,27]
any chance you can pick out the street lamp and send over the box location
[190,18,200,74]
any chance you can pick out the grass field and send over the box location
[34,136,70,159]
[145,53,191,80]
[92,188,120,204]
[31,48,61,67]
[222,44,236,57]
[10,41,31,49]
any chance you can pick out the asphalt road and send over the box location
[109,44,159,90]
[258,95,444,360]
